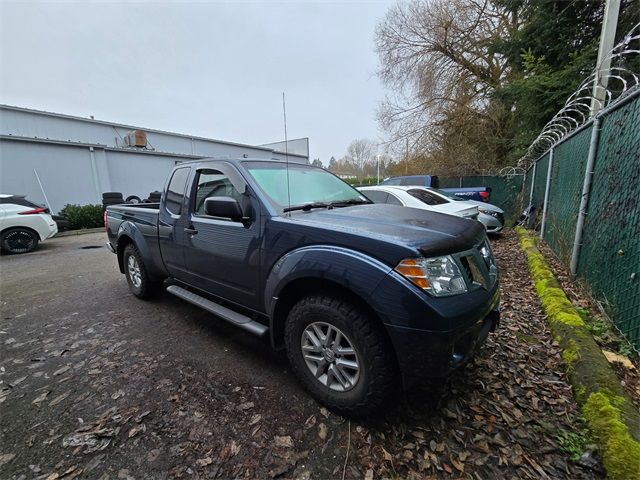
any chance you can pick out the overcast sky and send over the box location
[0,0,394,164]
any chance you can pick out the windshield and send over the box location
[430,188,465,201]
[244,162,369,211]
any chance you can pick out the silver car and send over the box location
[412,187,504,233]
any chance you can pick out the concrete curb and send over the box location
[56,228,104,237]
[515,227,640,479]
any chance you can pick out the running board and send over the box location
[166,285,268,337]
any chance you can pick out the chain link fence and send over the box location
[522,90,640,351]
[439,175,524,224]
[511,23,640,351]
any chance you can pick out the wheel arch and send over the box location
[1,226,42,253]
[116,234,135,273]
[1,225,41,239]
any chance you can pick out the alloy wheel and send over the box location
[127,255,142,288]
[301,322,360,391]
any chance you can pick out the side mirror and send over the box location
[204,197,243,221]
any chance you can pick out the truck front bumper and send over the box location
[386,306,500,387]
[370,270,500,388]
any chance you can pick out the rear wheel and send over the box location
[123,244,160,299]
[285,294,398,417]
[1,228,39,254]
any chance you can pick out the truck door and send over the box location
[182,163,262,310]
[158,166,191,276]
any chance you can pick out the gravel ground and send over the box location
[0,230,603,479]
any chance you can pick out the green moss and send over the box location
[583,392,640,480]
[575,385,587,401]
[563,339,579,365]
[553,312,586,327]
[517,228,640,477]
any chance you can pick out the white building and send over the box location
[0,105,309,213]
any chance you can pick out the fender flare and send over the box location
[115,221,165,278]
[264,245,394,345]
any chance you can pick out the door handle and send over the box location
[184,227,198,235]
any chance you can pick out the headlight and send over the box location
[395,256,468,296]
[478,207,488,214]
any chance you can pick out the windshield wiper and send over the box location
[283,198,372,213]
[283,202,332,213]
[329,198,372,207]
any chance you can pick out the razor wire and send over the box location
[516,22,640,170]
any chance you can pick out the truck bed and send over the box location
[105,203,165,278]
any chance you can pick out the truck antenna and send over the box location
[282,92,291,215]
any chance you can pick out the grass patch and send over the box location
[557,430,588,461]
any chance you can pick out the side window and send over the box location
[407,189,447,206]
[165,167,190,215]
[386,193,403,205]
[363,190,388,203]
[194,169,242,216]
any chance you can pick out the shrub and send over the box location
[343,177,381,186]
[59,204,104,230]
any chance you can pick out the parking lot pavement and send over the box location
[1,231,602,479]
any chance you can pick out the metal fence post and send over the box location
[539,147,554,239]
[570,117,603,276]
[528,161,537,205]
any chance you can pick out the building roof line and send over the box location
[0,134,204,158]
[0,104,308,158]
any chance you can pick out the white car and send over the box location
[420,188,505,233]
[358,186,479,220]
[361,186,504,233]
[0,194,58,254]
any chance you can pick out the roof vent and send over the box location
[124,130,147,148]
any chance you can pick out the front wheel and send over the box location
[1,228,39,254]
[123,244,160,299]
[285,294,398,417]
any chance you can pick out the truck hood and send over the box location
[287,204,486,258]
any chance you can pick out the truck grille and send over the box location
[456,240,497,290]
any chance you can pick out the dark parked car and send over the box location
[105,159,500,416]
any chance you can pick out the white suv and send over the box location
[0,194,58,254]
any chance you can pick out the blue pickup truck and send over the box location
[381,175,491,202]
[105,159,500,416]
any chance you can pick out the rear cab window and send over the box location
[165,167,190,215]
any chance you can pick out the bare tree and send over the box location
[346,139,377,180]
[375,0,521,171]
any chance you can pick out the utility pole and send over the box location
[590,0,621,116]
[376,155,380,185]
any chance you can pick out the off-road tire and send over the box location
[102,192,124,200]
[285,294,398,417]
[1,228,39,254]
[123,244,161,299]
